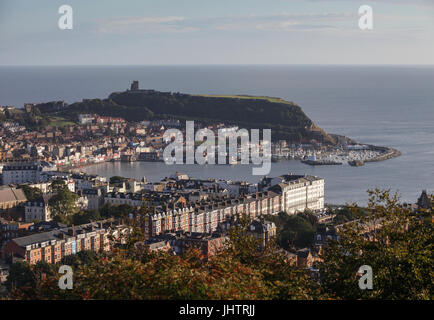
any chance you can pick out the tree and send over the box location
[49,179,67,193]
[319,189,433,300]
[62,250,98,267]
[48,188,79,220]
[5,262,34,292]
[109,176,127,185]
[71,210,101,225]
[267,212,317,249]
[332,205,367,225]
[18,185,42,202]
[99,203,134,219]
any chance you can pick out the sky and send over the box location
[1,0,434,65]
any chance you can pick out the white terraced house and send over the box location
[1,162,56,185]
[264,174,325,214]
[25,195,52,222]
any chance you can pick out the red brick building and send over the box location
[1,221,118,265]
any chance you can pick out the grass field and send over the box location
[48,116,75,127]
[194,94,293,104]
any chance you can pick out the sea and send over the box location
[1,65,433,205]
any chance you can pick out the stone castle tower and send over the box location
[130,81,139,91]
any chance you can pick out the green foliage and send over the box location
[0,108,49,130]
[6,190,432,300]
[49,179,67,193]
[48,188,79,220]
[5,261,34,292]
[18,185,43,202]
[319,189,434,300]
[61,251,99,268]
[8,215,324,300]
[99,203,134,219]
[267,211,317,249]
[332,205,368,224]
[70,210,101,225]
[47,117,75,128]
[5,252,99,299]
[51,203,132,226]
[109,176,127,185]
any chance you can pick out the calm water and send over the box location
[1,65,433,205]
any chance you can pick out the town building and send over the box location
[0,187,27,210]
[1,162,55,185]
[247,218,277,248]
[144,231,227,258]
[95,116,126,125]
[104,192,143,207]
[314,226,340,253]
[24,195,52,222]
[82,188,104,211]
[78,114,94,125]
[0,259,8,285]
[1,221,123,265]
[0,218,33,246]
[142,190,281,238]
[217,217,277,249]
[25,182,51,194]
[296,248,313,268]
[263,174,325,214]
[417,190,431,210]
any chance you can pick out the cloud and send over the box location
[304,0,434,6]
[213,12,355,32]
[255,21,335,31]
[97,16,198,34]
[97,12,355,35]
[95,8,433,37]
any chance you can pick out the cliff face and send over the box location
[39,88,336,144]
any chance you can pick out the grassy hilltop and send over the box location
[36,88,336,144]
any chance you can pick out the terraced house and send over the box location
[24,195,52,222]
[104,192,143,207]
[263,174,325,214]
[1,221,123,265]
[1,162,55,185]
[142,191,281,238]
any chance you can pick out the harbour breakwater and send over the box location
[301,144,401,167]
[364,145,402,163]
[348,145,401,167]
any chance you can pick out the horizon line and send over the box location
[1,63,434,67]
